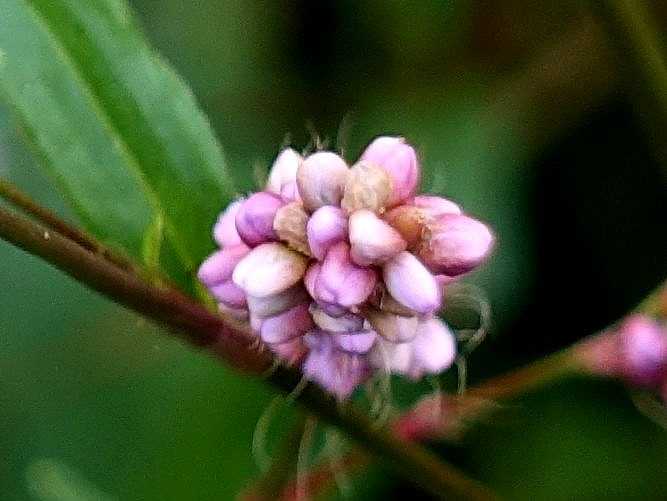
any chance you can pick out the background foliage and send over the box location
[0,1,666,499]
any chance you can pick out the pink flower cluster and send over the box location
[198,136,494,399]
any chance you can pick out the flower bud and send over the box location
[232,243,308,297]
[411,195,462,217]
[418,214,494,276]
[260,303,314,345]
[304,264,348,316]
[315,242,377,308]
[197,244,250,287]
[369,337,413,375]
[209,280,247,309]
[273,202,311,255]
[306,206,348,260]
[333,331,377,354]
[296,152,349,211]
[235,192,285,246]
[368,283,419,317]
[383,205,426,248]
[383,251,441,315]
[363,307,419,343]
[618,315,667,388]
[266,148,303,202]
[360,136,420,207]
[340,162,392,214]
[213,198,245,247]
[246,284,310,319]
[411,318,457,376]
[310,303,364,332]
[369,318,456,380]
[303,332,372,399]
[349,209,406,266]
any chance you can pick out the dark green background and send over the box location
[1,1,666,499]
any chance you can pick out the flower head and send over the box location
[198,136,495,398]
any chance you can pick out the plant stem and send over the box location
[0,204,495,500]
[0,176,137,273]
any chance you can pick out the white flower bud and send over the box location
[232,243,308,297]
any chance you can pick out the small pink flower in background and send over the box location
[617,315,667,389]
[580,314,667,401]
[198,135,495,398]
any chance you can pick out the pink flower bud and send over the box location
[383,251,441,315]
[273,202,311,255]
[618,315,667,388]
[349,209,406,266]
[232,243,308,297]
[209,280,247,309]
[306,206,348,260]
[369,337,414,375]
[197,245,250,287]
[411,195,462,217]
[369,318,456,380]
[213,198,245,247]
[296,152,349,211]
[360,136,420,207]
[363,307,419,343]
[260,303,314,345]
[418,214,494,276]
[304,264,348,316]
[310,303,364,332]
[235,192,285,246]
[303,331,372,399]
[340,162,392,214]
[315,242,377,308]
[266,148,303,202]
[410,318,457,376]
[333,331,377,354]
[246,284,310,319]
[368,282,419,317]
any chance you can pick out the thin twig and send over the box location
[0,177,137,273]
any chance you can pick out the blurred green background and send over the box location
[1,1,666,499]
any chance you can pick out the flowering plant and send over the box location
[199,136,494,398]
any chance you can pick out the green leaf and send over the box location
[0,0,235,282]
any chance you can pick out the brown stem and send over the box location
[0,177,138,273]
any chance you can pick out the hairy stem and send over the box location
[0,204,495,500]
